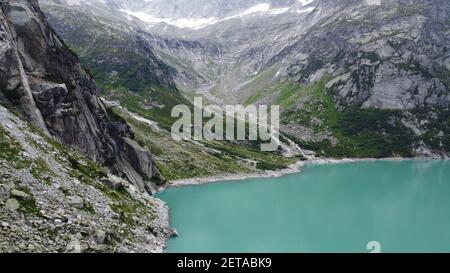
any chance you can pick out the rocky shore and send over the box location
[165,156,448,189]
[0,105,175,253]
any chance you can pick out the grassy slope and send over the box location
[1,121,155,232]
[104,84,190,131]
[110,107,295,181]
[247,74,420,159]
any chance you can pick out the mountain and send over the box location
[0,0,164,193]
[0,0,177,253]
[40,0,192,130]
[42,0,450,159]
[42,1,177,91]
[0,0,448,254]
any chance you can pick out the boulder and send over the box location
[95,229,107,244]
[10,190,31,201]
[1,182,15,191]
[66,239,82,253]
[54,219,63,227]
[101,175,127,191]
[67,196,84,209]
[5,198,20,211]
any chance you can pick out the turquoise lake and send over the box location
[157,160,450,253]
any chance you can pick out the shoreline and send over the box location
[166,160,306,189]
[162,156,433,189]
[158,156,447,252]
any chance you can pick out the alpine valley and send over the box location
[0,0,449,253]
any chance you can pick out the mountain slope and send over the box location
[255,0,450,158]
[0,0,163,193]
[42,3,177,91]
[0,105,173,253]
[145,0,450,158]
[41,1,194,129]
[39,0,450,158]
[40,0,299,179]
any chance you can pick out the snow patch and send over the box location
[297,0,314,5]
[122,2,304,30]
[121,9,219,30]
[297,7,316,14]
[223,3,291,20]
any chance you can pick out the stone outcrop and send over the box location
[0,105,172,253]
[0,0,163,193]
[280,0,450,111]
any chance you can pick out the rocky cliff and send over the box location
[270,0,450,110]
[0,0,163,194]
[0,103,173,253]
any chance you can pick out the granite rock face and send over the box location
[0,0,163,193]
[276,0,450,111]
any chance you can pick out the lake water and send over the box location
[157,160,450,253]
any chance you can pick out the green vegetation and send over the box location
[29,123,108,186]
[0,126,52,215]
[279,75,334,114]
[243,67,282,105]
[105,179,155,228]
[15,186,41,217]
[34,128,154,227]
[109,202,136,227]
[299,56,324,80]
[204,141,293,170]
[82,200,96,214]
[46,228,59,241]
[256,161,289,171]
[45,5,187,134]
[27,120,154,229]
[396,57,433,79]
[286,106,416,158]
[105,84,191,130]
[277,75,417,158]
[280,75,338,133]
[0,125,27,168]
[109,107,295,181]
[106,107,127,123]
[102,64,417,173]
[414,108,450,153]
[118,109,249,180]
[1,126,63,185]
[67,155,108,184]
[30,159,56,185]
[46,6,167,90]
